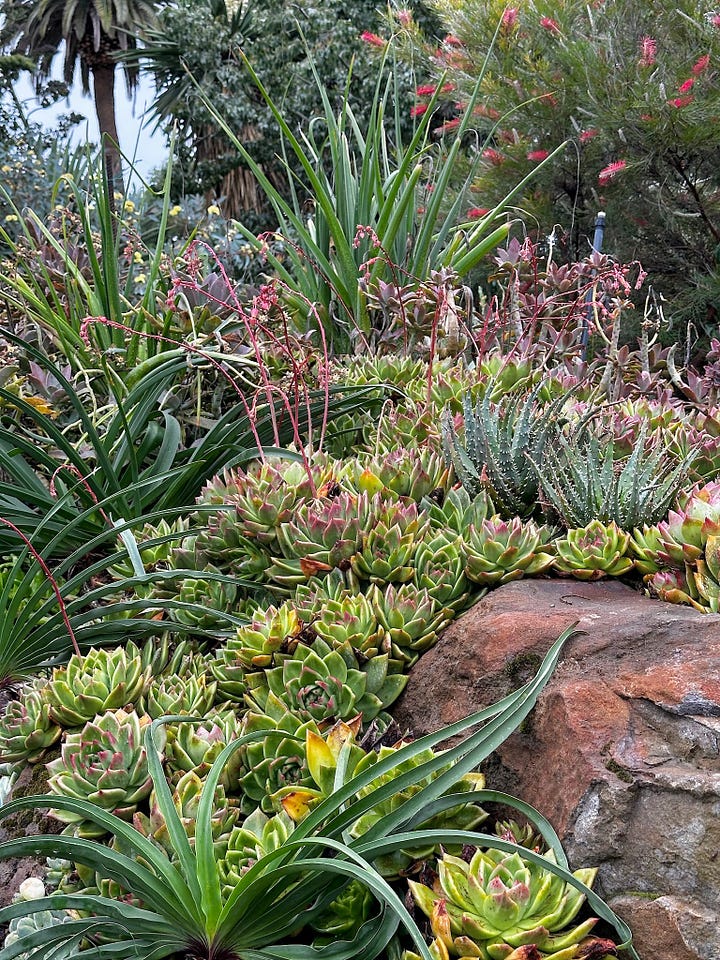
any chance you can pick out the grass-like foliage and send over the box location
[0,629,638,960]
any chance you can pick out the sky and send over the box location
[15,64,168,182]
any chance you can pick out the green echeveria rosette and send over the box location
[343,448,451,503]
[423,487,495,537]
[141,669,218,720]
[553,520,634,580]
[211,602,304,701]
[194,514,273,579]
[46,647,152,728]
[647,567,704,610]
[238,698,320,813]
[349,743,487,878]
[133,770,239,858]
[157,565,239,631]
[351,496,430,584]
[293,568,360,619]
[164,711,244,790]
[629,525,664,577]
[654,481,720,566]
[370,582,451,670]
[0,686,61,768]
[46,709,156,838]
[310,880,374,943]
[217,808,294,899]
[412,532,476,611]
[668,426,720,483]
[372,399,444,454]
[4,908,75,960]
[462,517,555,587]
[244,637,406,726]
[312,591,387,659]
[270,492,369,586]
[409,847,602,960]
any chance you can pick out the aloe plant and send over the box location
[442,386,565,518]
[0,631,638,960]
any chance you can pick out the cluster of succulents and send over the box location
[408,847,614,960]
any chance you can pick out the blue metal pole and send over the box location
[581,211,606,354]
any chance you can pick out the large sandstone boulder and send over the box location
[393,579,720,960]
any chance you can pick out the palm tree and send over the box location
[0,0,160,189]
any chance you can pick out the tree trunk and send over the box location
[92,63,123,201]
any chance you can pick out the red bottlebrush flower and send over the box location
[360,31,386,48]
[670,95,694,107]
[482,148,505,166]
[540,16,560,32]
[502,7,519,30]
[678,77,695,93]
[638,36,657,67]
[467,207,490,218]
[692,54,710,74]
[441,82,456,93]
[415,84,437,96]
[598,160,627,185]
[444,34,463,46]
[713,15,720,27]
[434,118,461,135]
[395,8,413,27]
[527,149,550,161]
[410,103,429,117]
[579,129,598,143]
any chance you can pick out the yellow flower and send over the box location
[4,214,18,222]
[22,397,57,418]
[134,273,147,284]
[133,251,144,264]
[206,204,221,216]
[124,200,136,213]
[1,165,10,173]
[169,205,182,216]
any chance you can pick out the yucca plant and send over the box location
[442,385,565,518]
[201,44,568,349]
[530,425,697,528]
[0,335,382,556]
[0,630,638,960]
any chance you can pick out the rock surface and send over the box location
[0,761,62,909]
[393,579,720,960]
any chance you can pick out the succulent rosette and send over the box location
[312,592,387,659]
[0,686,61,768]
[244,638,406,726]
[142,668,218,720]
[409,847,603,959]
[46,648,152,728]
[343,448,451,503]
[159,565,239,630]
[197,458,333,546]
[462,518,555,586]
[553,521,634,580]
[46,709,155,837]
[647,568,703,609]
[413,532,474,611]
[271,492,370,586]
[654,481,720,566]
[165,711,244,789]
[693,534,720,612]
[211,602,304,700]
[423,487,495,537]
[351,496,430,584]
[293,568,359,619]
[629,525,664,577]
[371,582,450,669]
[310,880,374,942]
[194,516,272,579]
[372,399,444,455]
[217,808,295,898]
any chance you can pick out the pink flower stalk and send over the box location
[395,8,413,26]
[416,83,436,96]
[638,36,657,67]
[669,95,694,107]
[482,147,505,166]
[713,14,720,27]
[540,16,560,32]
[444,34,463,46]
[579,129,598,143]
[441,82,456,93]
[467,207,490,218]
[598,160,627,185]
[692,54,710,74]
[410,103,428,117]
[527,149,550,161]
[360,31,386,48]
[678,77,695,92]
[502,7,519,30]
